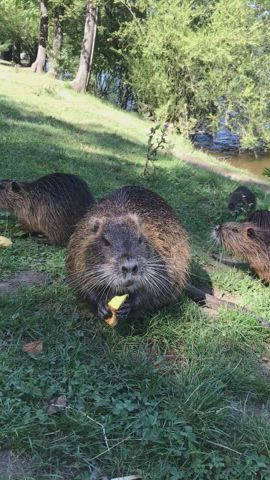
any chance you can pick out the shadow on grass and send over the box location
[0,94,233,215]
[1,93,270,478]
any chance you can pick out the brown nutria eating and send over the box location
[212,221,270,283]
[228,186,256,214]
[66,186,190,321]
[0,173,95,246]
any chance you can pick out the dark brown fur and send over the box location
[0,173,95,246]
[228,186,256,214]
[67,186,190,320]
[248,210,270,230]
[212,221,270,283]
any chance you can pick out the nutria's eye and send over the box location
[247,227,255,238]
[103,237,111,247]
[10,181,21,194]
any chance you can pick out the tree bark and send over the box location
[31,0,48,73]
[49,5,64,77]
[12,42,21,65]
[71,2,98,93]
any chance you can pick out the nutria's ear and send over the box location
[10,181,22,194]
[247,227,256,238]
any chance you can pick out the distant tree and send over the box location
[71,1,98,93]
[119,0,270,150]
[32,0,49,73]
[0,0,38,64]
[49,4,65,76]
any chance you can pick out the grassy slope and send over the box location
[1,64,270,479]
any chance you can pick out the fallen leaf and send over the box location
[48,394,67,415]
[22,340,43,354]
[0,236,12,247]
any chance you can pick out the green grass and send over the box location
[1,63,270,480]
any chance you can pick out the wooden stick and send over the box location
[184,283,270,329]
[209,253,246,268]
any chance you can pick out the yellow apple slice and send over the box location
[105,294,129,327]
[0,236,12,247]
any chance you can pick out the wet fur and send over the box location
[0,173,95,246]
[213,221,270,283]
[67,186,190,319]
[228,186,256,213]
[248,210,270,230]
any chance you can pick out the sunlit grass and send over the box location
[0,64,270,479]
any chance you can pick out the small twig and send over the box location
[200,437,242,456]
[83,413,109,450]
[89,437,131,462]
[210,253,247,268]
[119,0,143,34]
[65,406,109,450]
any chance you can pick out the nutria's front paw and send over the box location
[115,300,132,321]
[97,301,111,320]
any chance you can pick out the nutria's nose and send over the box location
[122,260,139,276]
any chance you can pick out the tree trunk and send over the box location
[49,6,64,77]
[12,42,21,65]
[31,0,48,73]
[71,2,98,93]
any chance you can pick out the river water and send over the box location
[193,128,270,177]
[215,152,270,176]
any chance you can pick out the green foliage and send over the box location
[0,0,39,57]
[120,0,270,150]
[264,168,270,178]
[144,122,169,176]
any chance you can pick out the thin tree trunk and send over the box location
[71,2,98,93]
[12,42,21,65]
[49,6,64,77]
[31,0,48,73]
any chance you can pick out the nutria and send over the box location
[0,173,95,246]
[248,210,270,230]
[212,221,270,283]
[67,186,190,320]
[228,186,256,214]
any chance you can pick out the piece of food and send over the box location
[108,294,129,311]
[105,314,119,328]
[0,236,12,247]
[105,294,128,327]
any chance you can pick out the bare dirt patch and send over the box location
[0,450,32,478]
[0,271,47,296]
